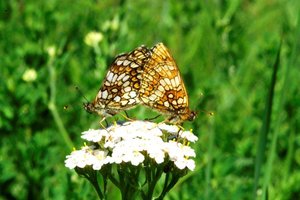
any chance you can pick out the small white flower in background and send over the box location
[46,45,56,58]
[65,121,198,171]
[22,68,37,82]
[110,15,119,31]
[102,15,119,31]
[84,31,104,47]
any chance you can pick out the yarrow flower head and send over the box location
[65,121,198,171]
[65,121,199,199]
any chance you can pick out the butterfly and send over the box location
[84,45,150,122]
[139,43,196,124]
[85,43,196,124]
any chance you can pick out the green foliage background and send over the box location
[1,0,299,199]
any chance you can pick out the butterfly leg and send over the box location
[145,114,161,121]
[104,119,110,127]
[99,117,108,129]
[124,111,132,119]
[162,116,174,124]
[176,124,185,139]
[176,124,185,130]
[119,111,135,121]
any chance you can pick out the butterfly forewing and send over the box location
[86,46,150,116]
[139,43,195,123]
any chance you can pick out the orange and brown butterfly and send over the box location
[84,45,150,122]
[139,43,197,124]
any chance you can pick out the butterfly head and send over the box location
[83,102,95,114]
[187,110,197,121]
[167,108,197,124]
[180,108,197,123]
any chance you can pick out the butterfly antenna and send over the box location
[64,86,89,111]
[124,110,130,118]
[198,109,214,116]
[104,119,109,127]
[75,86,89,103]
[194,92,214,116]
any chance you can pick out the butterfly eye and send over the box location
[188,111,197,121]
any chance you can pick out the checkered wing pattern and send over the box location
[85,46,150,116]
[139,43,196,123]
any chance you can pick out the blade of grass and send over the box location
[253,40,282,198]
[205,118,215,199]
[283,11,300,181]
[261,39,282,199]
[263,13,300,198]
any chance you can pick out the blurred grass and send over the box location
[254,39,281,199]
[0,0,300,199]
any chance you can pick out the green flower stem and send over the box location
[115,165,144,200]
[145,159,152,185]
[117,166,131,200]
[146,165,164,200]
[162,171,170,194]
[127,166,140,200]
[108,173,120,189]
[103,174,108,199]
[76,167,104,199]
[47,58,73,150]
[156,173,180,200]
[86,169,104,200]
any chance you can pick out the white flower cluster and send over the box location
[65,121,198,171]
